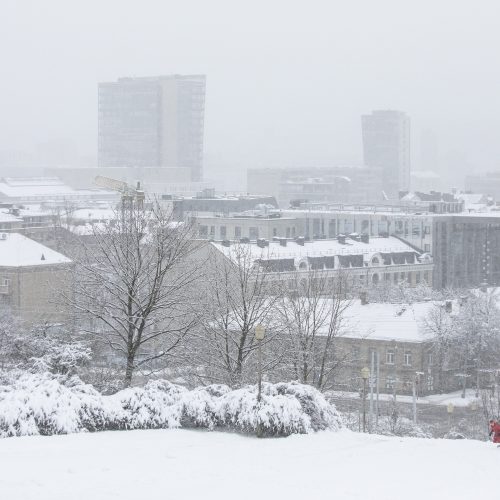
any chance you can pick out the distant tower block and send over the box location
[98,75,206,181]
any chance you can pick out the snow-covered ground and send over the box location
[0,429,496,500]
[331,388,481,407]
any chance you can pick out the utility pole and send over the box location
[255,325,266,438]
[376,351,380,427]
[255,325,266,403]
[369,350,375,431]
[412,375,417,425]
[361,367,370,432]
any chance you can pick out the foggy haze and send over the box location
[2,0,500,187]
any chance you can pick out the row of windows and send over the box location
[198,225,296,240]
[352,349,434,367]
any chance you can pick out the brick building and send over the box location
[0,233,72,324]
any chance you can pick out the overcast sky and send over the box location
[1,0,499,183]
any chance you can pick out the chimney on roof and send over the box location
[279,238,287,247]
[337,234,346,244]
[221,240,230,247]
[361,233,369,244]
[41,253,46,261]
[239,237,250,244]
[295,236,305,246]
[256,238,268,248]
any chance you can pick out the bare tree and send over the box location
[195,242,282,387]
[276,271,352,391]
[67,199,200,387]
[424,302,454,393]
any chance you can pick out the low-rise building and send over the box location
[0,233,72,324]
[331,300,436,395]
[210,235,433,288]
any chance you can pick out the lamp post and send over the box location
[255,325,266,403]
[447,403,454,427]
[361,367,370,433]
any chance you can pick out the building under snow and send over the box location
[0,233,72,324]
[210,234,433,288]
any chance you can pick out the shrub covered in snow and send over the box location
[0,375,342,438]
[0,372,121,438]
[372,416,432,439]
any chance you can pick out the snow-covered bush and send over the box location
[0,373,121,438]
[114,380,185,429]
[372,416,432,439]
[0,376,342,438]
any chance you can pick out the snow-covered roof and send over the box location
[0,177,117,201]
[69,208,117,222]
[213,237,419,262]
[337,301,434,343]
[0,211,22,224]
[0,233,71,267]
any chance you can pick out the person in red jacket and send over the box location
[489,419,500,444]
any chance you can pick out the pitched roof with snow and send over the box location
[0,233,71,267]
[337,301,434,343]
[213,237,420,263]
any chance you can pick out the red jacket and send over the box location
[490,422,500,443]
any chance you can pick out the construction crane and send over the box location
[94,175,145,209]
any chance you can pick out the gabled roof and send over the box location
[0,233,71,267]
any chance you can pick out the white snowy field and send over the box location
[0,429,496,500]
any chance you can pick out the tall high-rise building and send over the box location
[98,75,206,181]
[361,110,411,198]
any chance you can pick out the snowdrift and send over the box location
[0,374,342,438]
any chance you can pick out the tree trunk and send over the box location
[124,352,135,388]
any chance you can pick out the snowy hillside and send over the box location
[0,429,496,500]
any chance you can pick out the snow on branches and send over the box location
[0,374,342,439]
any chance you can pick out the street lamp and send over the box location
[447,402,454,427]
[361,367,370,433]
[255,325,266,403]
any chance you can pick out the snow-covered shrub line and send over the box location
[0,374,342,438]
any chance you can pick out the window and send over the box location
[386,376,396,389]
[424,244,431,252]
[351,346,360,363]
[427,375,434,391]
[286,227,291,238]
[235,226,242,238]
[209,226,215,238]
[312,219,320,236]
[393,273,398,284]
[416,272,421,284]
[199,225,208,238]
[328,220,336,238]
[427,353,433,365]
[273,228,277,237]
[424,226,431,235]
[404,351,412,366]
[249,227,259,240]
[220,226,227,239]
[386,350,395,365]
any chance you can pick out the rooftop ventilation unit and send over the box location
[295,236,305,246]
[221,240,231,247]
[361,233,370,244]
[337,234,346,245]
[239,237,250,244]
[279,238,287,247]
[256,238,269,248]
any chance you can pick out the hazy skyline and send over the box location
[2,0,499,186]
